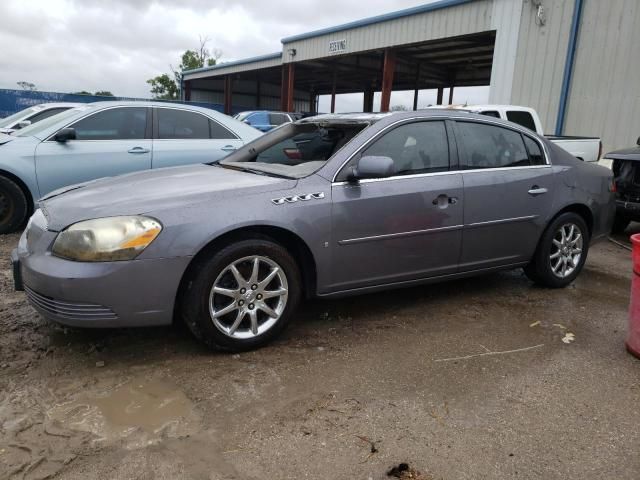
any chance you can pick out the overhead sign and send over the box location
[329,39,347,54]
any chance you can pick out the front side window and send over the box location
[219,122,367,179]
[506,111,537,132]
[70,107,147,140]
[457,121,530,169]
[362,121,449,176]
[157,108,209,139]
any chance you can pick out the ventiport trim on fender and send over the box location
[271,192,325,205]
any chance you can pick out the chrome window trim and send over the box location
[331,164,551,187]
[44,105,150,142]
[330,115,550,183]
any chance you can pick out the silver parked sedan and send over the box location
[12,110,615,351]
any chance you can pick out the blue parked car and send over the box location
[234,111,301,132]
[0,101,262,233]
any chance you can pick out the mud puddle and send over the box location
[47,377,200,449]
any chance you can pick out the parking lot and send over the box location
[1,228,639,480]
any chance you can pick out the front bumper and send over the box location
[14,230,192,328]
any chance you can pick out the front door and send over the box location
[330,120,463,292]
[34,106,151,196]
[454,120,555,270]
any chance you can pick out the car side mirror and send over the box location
[348,155,396,182]
[54,128,76,142]
[16,120,31,129]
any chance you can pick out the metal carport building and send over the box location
[182,0,640,152]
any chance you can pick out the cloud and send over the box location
[0,0,487,107]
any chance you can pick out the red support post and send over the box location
[380,49,396,112]
[256,79,261,109]
[280,66,288,111]
[413,63,421,111]
[363,89,374,113]
[184,80,191,101]
[223,76,233,115]
[448,85,455,105]
[436,87,444,105]
[309,91,316,114]
[330,69,337,113]
[286,63,295,112]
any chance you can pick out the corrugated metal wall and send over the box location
[510,0,574,134]
[564,0,640,152]
[285,1,493,62]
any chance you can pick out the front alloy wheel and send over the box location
[181,238,301,351]
[210,256,288,339]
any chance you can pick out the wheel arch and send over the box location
[0,168,35,219]
[176,225,318,313]
[552,203,594,237]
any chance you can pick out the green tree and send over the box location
[72,91,92,95]
[94,91,114,97]
[147,36,221,100]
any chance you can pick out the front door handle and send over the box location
[128,147,150,154]
[432,194,458,208]
[221,145,237,152]
[528,186,548,196]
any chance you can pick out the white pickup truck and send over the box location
[438,105,602,163]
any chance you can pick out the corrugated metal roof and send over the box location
[182,52,282,75]
[280,0,477,43]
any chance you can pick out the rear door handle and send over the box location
[528,186,548,196]
[128,147,150,154]
[221,145,237,152]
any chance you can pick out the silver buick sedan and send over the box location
[12,110,615,351]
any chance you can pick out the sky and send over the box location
[0,0,488,112]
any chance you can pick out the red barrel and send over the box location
[627,234,640,358]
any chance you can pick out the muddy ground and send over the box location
[1,227,639,480]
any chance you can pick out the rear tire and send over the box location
[611,215,630,234]
[524,212,590,288]
[0,176,28,234]
[180,238,302,352]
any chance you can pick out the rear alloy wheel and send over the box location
[524,212,590,288]
[0,176,28,234]
[181,238,301,351]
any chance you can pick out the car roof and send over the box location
[76,100,226,116]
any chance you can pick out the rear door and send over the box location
[330,119,464,291]
[34,106,151,196]
[152,107,244,168]
[454,120,555,270]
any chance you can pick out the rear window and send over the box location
[506,111,537,132]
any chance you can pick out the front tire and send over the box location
[180,238,302,351]
[0,176,28,234]
[524,212,590,288]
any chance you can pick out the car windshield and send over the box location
[0,106,41,128]
[14,106,89,138]
[218,121,369,179]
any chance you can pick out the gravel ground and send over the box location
[1,227,639,480]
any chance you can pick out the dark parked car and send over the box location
[604,137,640,232]
[13,110,615,351]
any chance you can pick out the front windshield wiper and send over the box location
[214,163,293,179]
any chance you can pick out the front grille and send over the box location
[24,286,118,322]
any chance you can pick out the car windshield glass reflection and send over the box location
[218,122,367,179]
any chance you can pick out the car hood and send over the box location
[605,145,640,161]
[40,164,297,231]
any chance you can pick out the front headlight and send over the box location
[52,216,162,262]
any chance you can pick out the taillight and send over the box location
[609,177,617,193]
